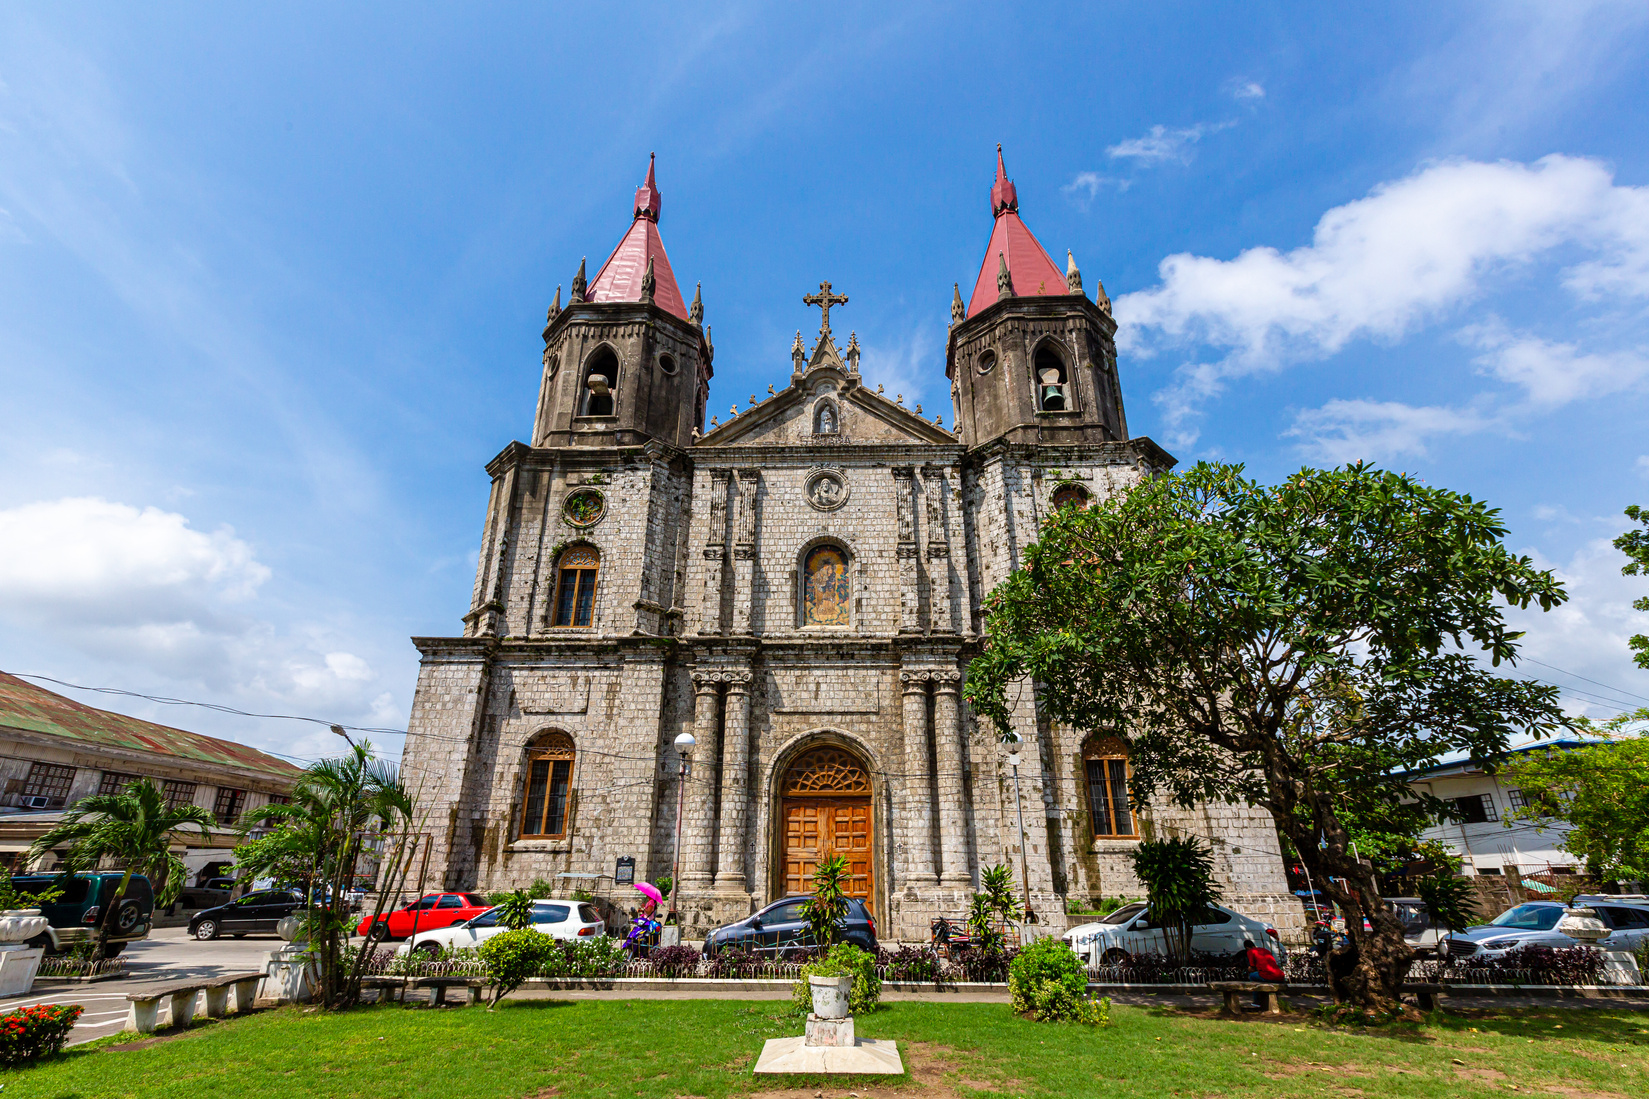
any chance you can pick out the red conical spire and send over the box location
[990,143,1018,216]
[966,145,1065,318]
[588,153,688,320]
[634,151,662,222]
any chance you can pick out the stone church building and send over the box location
[400,151,1299,941]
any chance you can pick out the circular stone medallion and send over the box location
[562,488,606,528]
[803,469,848,511]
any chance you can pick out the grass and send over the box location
[5,998,1648,1099]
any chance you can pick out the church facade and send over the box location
[399,151,1301,942]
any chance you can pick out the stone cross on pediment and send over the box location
[803,281,848,337]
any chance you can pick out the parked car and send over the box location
[1386,897,1446,956]
[10,872,155,956]
[1440,898,1649,960]
[701,895,878,955]
[175,876,238,910]
[355,892,494,942]
[397,899,605,957]
[189,887,306,940]
[1063,902,1288,966]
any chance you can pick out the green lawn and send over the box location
[6,999,1648,1099]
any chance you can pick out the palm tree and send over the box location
[27,777,215,961]
[234,741,413,1007]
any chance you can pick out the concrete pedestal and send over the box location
[1602,951,1643,986]
[804,1014,855,1046]
[264,947,317,1004]
[0,944,44,996]
[754,1036,904,1074]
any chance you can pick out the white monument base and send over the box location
[753,1035,903,1075]
[1602,951,1643,986]
[0,945,44,996]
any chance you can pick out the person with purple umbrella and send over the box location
[624,882,663,956]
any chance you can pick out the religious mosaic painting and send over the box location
[803,545,849,626]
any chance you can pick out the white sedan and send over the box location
[397,899,606,957]
[1063,902,1287,966]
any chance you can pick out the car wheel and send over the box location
[1100,948,1129,966]
[113,899,143,935]
[194,919,219,941]
[367,922,390,943]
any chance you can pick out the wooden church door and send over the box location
[779,746,873,903]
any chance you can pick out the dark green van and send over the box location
[10,873,154,956]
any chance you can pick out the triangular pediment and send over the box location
[697,367,957,448]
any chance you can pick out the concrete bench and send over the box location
[1406,983,1444,1011]
[412,976,484,1006]
[359,976,408,1004]
[1209,981,1284,1016]
[123,971,264,1034]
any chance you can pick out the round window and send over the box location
[659,354,678,376]
[977,349,997,375]
[562,489,606,528]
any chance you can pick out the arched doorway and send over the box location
[779,745,873,902]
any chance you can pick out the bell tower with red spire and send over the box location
[534,153,711,450]
[946,146,1130,449]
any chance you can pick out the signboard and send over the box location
[615,856,635,886]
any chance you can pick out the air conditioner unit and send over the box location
[21,796,51,809]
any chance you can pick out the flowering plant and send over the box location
[0,1003,83,1064]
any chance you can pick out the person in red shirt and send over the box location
[1244,937,1286,1008]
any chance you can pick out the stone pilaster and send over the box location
[682,673,722,886]
[700,470,731,635]
[922,466,957,634]
[732,469,758,635]
[894,468,920,633]
[899,671,938,884]
[932,671,971,887]
[713,670,753,892]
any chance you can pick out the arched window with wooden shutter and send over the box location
[520,732,576,839]
[552,545,600,627]
[1083,735,1137,838]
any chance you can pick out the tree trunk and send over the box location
[91,868,135,965]
[1288,828,1415,1015]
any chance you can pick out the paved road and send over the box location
[9,926,291,1045]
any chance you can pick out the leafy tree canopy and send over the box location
[1503,708,1649,885]
[966,461,1570,1011]
[1618,504,1649,671]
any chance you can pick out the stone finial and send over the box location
[996,251,1014,300]
[896,393,904,406]
[950,282,965,325]
[640,256,656,304]
[543,285,562,340]
[749,394,757,405]
[935,413,943,425]
[877,383,884,394]
[711,415,719,428]
[730,405,738,418]
[791,331,806,371]
[689,281,704,326]
[569,257,588,303]
[705,325,714,358]
[1066,250,1084,295]
[767,384,776,396]
[914,403,922,414]
[845,331,861,374]
[1093,276,1112,316]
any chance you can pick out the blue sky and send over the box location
[2,2,1647,764]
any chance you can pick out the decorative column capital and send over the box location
[931,670,962,693]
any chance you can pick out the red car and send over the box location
[356,892,492,941]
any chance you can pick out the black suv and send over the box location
[188,887,305,940]
[701,895,878,955]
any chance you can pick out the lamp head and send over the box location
[673,731,696,757]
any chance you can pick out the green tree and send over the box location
[966,462,1569,1014]
[494,889,536,931]
[1128,837,1221,962]
[234,742,413,1008]
[1502,710,1649,886]
[800,853,850,952]
[1618,504,1649,670]
[26,777,215,962]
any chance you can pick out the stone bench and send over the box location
[1406,983,1444,1011]
[124,971,263,1034]
[1209,981,1284,1016]
[359,976,408,1004]
[412,976,484,1006]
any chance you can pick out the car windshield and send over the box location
[467,911,500,929]
[1488,904,1563,931]
[1100,903,1146,926]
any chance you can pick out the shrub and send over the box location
[478,928,558,1006]
[1478,944,1605,985]
[883,944,940,983]
[647,945,701,977]
[790,942,881,1017]
[1025,980,1111,1024]
[494,889,536,930]
[1128,837,1221,962]
[0,1003,83,1064]
[1011,938,1109,1024]
[704,946,762,979]
[946,944,1018,982]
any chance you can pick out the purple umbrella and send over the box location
[634,881,664,905]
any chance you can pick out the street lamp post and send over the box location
[1005,734,1032,934]
[668,732,695,926]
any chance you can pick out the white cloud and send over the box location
[1118,155,1649,438]
[1463,324,1649,407]
[1284,399,1494,464]
[859,324,946,421]
[1062,172,1131,206]
[1637,455,1649,478]
[1232,82,1265,101]
[0,497,401,742]
[1106,122,1233,166]
[1504,533,1649,720]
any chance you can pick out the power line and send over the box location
[1519,657,1649,707]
